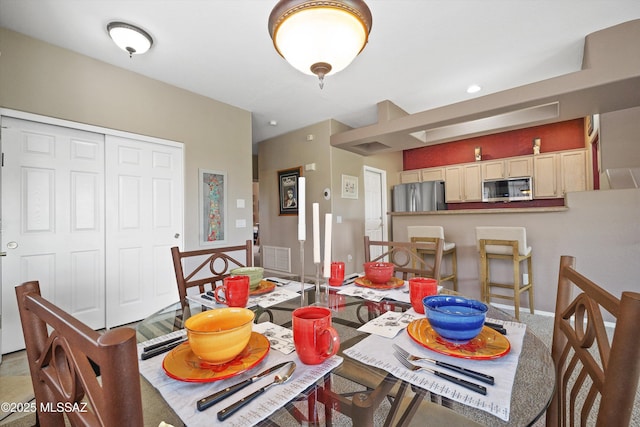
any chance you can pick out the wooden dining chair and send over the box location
[15,280,143,427]
[547,256,640,427]
[364,236,444,281]
[170,240,253,304]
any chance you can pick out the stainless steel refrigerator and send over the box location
[392,181,446,212]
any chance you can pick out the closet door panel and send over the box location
[1,117,105,354]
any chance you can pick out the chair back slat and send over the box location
[547,256,640,427]
[16,280,143,427]
[364,236,443,281]
[171,240,253,304]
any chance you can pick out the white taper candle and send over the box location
[312,203,320,263]
[323,213,332,277]
[297,177,305,241]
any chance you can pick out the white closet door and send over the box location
[1,117,105,353]
[105,135,183,327]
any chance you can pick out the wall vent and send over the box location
[261,246,291,273]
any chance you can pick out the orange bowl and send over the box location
[364,262,395,284]
[184,308,255,364]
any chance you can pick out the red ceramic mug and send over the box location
[292,306,340,365]
[409,277,438,314]
[214,275,250,307]
[328,261,345,287]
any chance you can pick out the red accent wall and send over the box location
[403,119,585,170]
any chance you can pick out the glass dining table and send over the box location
[136,284,555,427]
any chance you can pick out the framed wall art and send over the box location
[199,169,227,245]
[341,174,358,199]
[278,167,302,215]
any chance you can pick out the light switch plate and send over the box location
[235,219,246,228]
[236,199,245,208]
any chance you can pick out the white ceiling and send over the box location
[2,0,640,152]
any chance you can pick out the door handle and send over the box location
[0,252,6,256]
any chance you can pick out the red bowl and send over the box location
[364,262,395,284]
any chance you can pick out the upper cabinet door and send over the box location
[464,164,483,201]
[421,167,445,182]
[482,160,505,180]
[533,154,558,198]
[399,170,420,183]
[560,150,588,194]
[507,157,533,178]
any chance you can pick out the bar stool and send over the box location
[475,226,534,320]
[407,226,458,291]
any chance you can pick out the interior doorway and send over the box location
[363,166,388,258]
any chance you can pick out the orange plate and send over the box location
[250,280,276,296]
[355,276,405,290]
[406,318,510,360]
[162,332,270,382]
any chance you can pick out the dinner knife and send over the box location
[140,338,186,360]
[484,321,507,335]
[196,361,292,411]
[143,335,185,352]
[342,273,360,286]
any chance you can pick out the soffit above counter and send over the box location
[331,19,640,156]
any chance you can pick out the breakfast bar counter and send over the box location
[390,206,568,216]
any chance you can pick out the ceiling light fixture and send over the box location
[268,0,372,89]
[107,22,153,58]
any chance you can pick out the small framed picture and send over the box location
[199,169,227,245]
[278,167,302,215]
[341,174,358,199]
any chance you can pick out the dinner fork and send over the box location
[393,352,487,395]
[393,344,494,385]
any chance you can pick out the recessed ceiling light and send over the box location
[269,120,278,126]
[467,84,482,94]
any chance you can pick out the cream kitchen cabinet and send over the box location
[507,156,533,177]
[533,154,558,197]
[399,170,421,183]
[559,150,588,194]
[482,160,505,180]
[445,163,482,202]
[482,156,533,180]
[533,150,588,198]
[421,167,445,182]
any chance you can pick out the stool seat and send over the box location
[476,226,534,320]
[408,226,458,291]
[442,241,456,252]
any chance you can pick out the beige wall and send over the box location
[258,119,402,276]
[0,28,253,249]
[600,106,640,170]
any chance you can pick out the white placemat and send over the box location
[357,308,422,338]
[187,287,300,310]
[335,276,442,305]
[343,318,525,422]
[138,330,342,427]
[336,282,410,303]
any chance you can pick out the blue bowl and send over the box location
[423,295,488,343]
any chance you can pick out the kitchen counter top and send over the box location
[389,206,568,215]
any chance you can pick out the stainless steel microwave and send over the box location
[482,177,533,202]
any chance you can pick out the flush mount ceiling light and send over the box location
[107,22,153,57]
[268,0,372,89]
